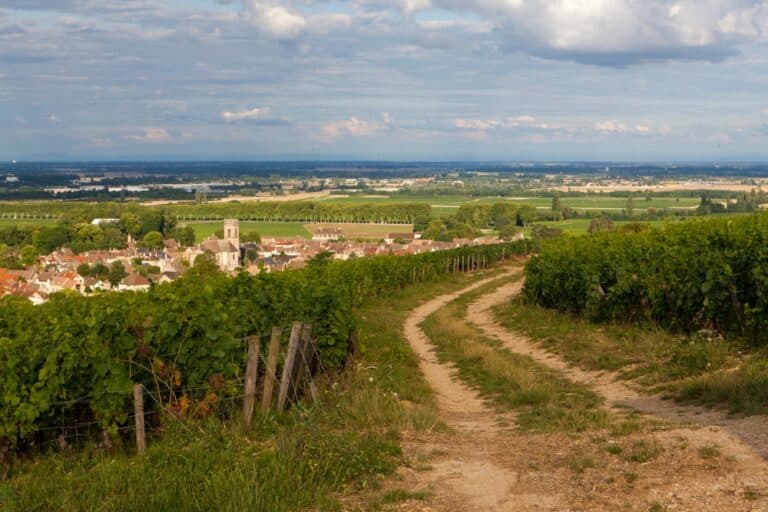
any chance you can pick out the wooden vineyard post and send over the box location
[242,335,260,428]
[262,327,282,411]
[277,322,303,411]
[291,323,314,402]
[133,383,146,456]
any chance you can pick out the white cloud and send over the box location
[221,106,272,122]
[400,0,432,14]
[453,115,542,131]
[595,120,629,133]
[595,120,658,134]
[47,113,62,123]
[453,118,501,130]
[322,117,378,138]
[421,0,768,65]
[126,127,173,143]
[243,1,307,40]
[321,113,393,138]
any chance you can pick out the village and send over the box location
[0,219,512,305]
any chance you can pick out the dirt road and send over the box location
[395,271,768,511]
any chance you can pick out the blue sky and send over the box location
[2,0,768,161]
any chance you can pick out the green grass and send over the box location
[419,276,615,433]
[0,265,497,512]
[0,219,57,228]
[492,298,768,415]
[181,221,312,241]
[698,444,720,459]
[674,357,768,415]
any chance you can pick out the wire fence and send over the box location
[1,323,336,460]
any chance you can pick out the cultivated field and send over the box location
[304,222,413,238]
[180,221,311,241]
[314,193,699,216]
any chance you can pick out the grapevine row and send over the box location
[0,241,531,449]
[523,213,768,343]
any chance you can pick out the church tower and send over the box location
[224,219,240,251]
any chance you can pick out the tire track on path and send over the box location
[465,279,768,465]
[401,268,565,511]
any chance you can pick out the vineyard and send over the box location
[0,241,530,457]
[523,213,768,343]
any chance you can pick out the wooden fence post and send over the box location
[242,335,260,428]
[133,383,146,456]
[291,323,314,402]
[262,327,282,411]
[277,322,303,411]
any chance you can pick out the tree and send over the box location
[108,260,127,287]
[119,213,141,238]
[587,217,615,234]
[516,205,537,226]
[77,263,91,277]
[498,223,520,241]
[91,262,109,281]
[551,194,562,212]
[241,230,261,243]
[626,196,635,216]
[19,245,38,266]
[308,251,334,267]
[413,215,430,233]
[172,226,196,247]
[142,231,164,250]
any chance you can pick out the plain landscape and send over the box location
[5,0,768,509]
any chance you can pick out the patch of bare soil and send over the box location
[141,190,335,206]
[359,272,768,512]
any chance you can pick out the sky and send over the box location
[2,0,768,161]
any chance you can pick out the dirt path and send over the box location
[390,271,768,512]
[402,271,535,510]
[466,279,768,462]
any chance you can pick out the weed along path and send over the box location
[467,279,768,461]
[390,270,768,512]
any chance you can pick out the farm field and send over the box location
[180,221,413,241]
[314,193,700,216]
[304,222,413,238]
[179,221,312,241]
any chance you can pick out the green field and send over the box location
[181,221,311,242]
[315,193,699,217]
[0,219,56,228]
[529,218,681,236]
